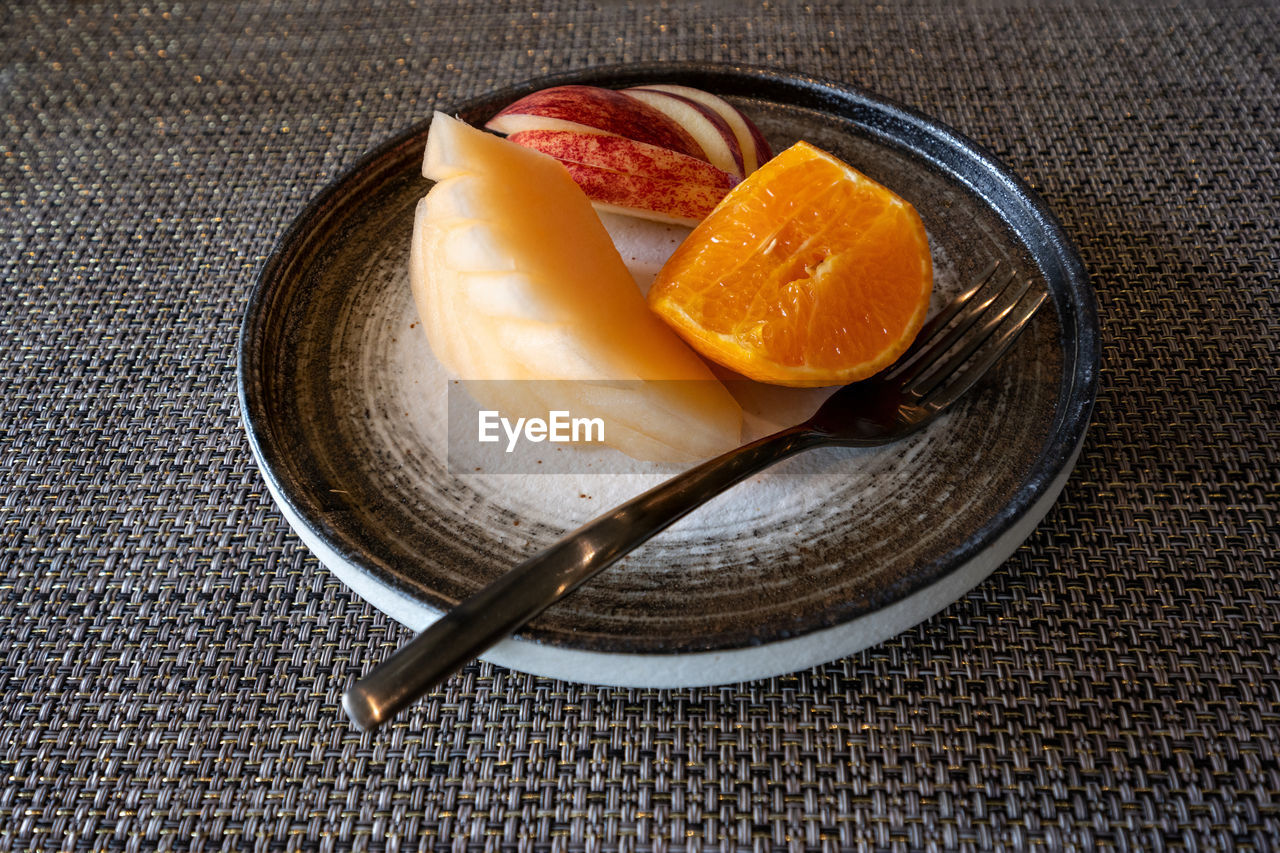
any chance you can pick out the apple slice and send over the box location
[622,87,745,179]
[484,85,704,161]
[506,129,736,189]
[627,83,773,173]
[557,161,729,226]
[413,112,742,462]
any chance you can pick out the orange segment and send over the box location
[648,141,933,387]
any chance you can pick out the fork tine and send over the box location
[885,261,1013,384]
[904,260,998,353]
[920,287,1048,411]
[907,274,1032,397]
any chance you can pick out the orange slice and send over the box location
[648,141,933,387]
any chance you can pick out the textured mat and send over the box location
[2,0,1278,849]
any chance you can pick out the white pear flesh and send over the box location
[410,112,742,463]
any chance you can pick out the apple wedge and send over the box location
[622,87,745,179]
[557,161,728,226]
[412,112,742,462]
[627,83,773,173]
[506,129,737,189]
[484,85,704,161]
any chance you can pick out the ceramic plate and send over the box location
[238,64,1098,686]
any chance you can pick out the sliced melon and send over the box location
[411,112,742,463]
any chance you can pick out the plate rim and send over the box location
[238,62,1099,671]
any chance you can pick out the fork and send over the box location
[343,262,1047,732]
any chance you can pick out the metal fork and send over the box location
[343,262,1048,732]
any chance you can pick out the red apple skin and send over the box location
[744,118,773,173]
[506,129,737,190]
[486,85,704,161]
[558,161,729,226]
[629,84,773,173]
[623,87,745,179]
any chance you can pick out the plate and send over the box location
[237,63,1098,686]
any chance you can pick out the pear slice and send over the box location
[411,112,742,463]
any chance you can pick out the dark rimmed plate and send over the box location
[238,63,1098,686]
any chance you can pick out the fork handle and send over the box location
[343,424,825,732]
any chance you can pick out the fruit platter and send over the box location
[238,64,1097,686]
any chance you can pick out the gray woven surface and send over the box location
[3,0,1278,849]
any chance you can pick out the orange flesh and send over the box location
[648,141,933,387]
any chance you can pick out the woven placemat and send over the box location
[2,0,1277,849]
